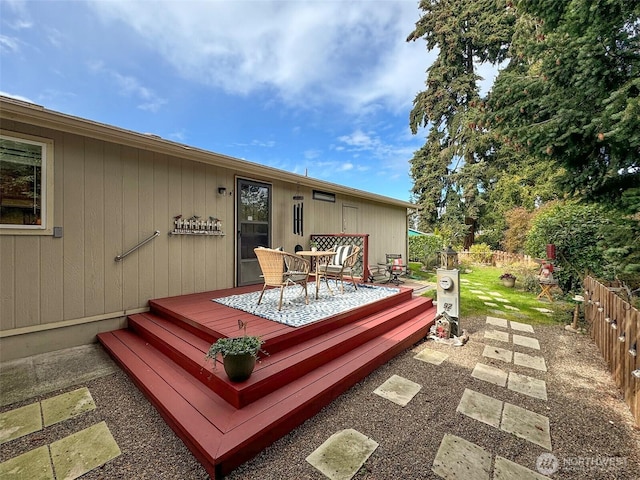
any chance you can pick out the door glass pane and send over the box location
[237,180,271,285]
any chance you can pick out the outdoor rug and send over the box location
[212,282,401,328]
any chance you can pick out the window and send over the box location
[0,131,53,234]
[312,189,335,203]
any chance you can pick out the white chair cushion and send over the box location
[331,245,352,265]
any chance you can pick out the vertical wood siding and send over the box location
[0,121,409,333]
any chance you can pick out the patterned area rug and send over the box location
[213,282,401,328]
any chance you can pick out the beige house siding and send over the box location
[0,99,413,360]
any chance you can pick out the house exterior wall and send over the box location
[0,111,410,361]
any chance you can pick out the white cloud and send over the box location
[88,60,167,112]
[0,35,20,53]
[0,90,34,103]
[89,1,427,113]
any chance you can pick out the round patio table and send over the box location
[297,250,336,299]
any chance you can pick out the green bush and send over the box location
[468,243,493,264]
[525,201,610,292]
[408,234,444,268]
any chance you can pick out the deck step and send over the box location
[149,286,415,354]
[128,296,433,408]
[98,303,436,478]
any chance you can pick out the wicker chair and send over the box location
[317,245,361,294]
[254,247,311,310]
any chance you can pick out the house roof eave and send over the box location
[0,96,415,210]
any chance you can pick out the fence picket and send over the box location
[584,276,639,426]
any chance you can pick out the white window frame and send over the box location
[0,130,54,235]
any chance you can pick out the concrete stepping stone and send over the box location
[485,330,509,343]
[373,375,421,407]
[484,302,499,307]
[414,347,448,365]
[0,445,54,480]
[478,295,493,300]
[306,428,378,480]
[509,321,534,333]
[42,387,96,427]
[486,316,508,329]
[470,289,485,294]
[493,297,511,303]
[514,352,547,372]
[49,421,121,480]
[532,307,553,314]
[482,345,513,363]
[0,402,42,445]
[504,305,521,311]
[508,372,548,400]
[472,363,508,387]
[513,334,541,350]
[489,291,504,297]
[432,433,491,480]
[494,456,551,480]
[501,403,551,450]
[460,279,471,284]
[457,388,503,428]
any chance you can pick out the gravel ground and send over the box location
[2,314,639,479]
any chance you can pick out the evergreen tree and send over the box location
[407,0,515,248]
[487,0,640,199]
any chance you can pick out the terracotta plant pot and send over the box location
[223,353,256,382]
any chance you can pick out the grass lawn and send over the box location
[420,264,573,325]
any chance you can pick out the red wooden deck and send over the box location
[98,283,436,478]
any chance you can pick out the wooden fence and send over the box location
[584,276,640,426]
[457,250,537,267]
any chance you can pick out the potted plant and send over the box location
[205,320,267,382]
[499,272,517,288]
[310,240,318,252]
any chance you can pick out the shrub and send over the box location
[408,234,444,268]
[525,201,610,292]
[468,243,493,264]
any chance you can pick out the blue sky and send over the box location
[1,1,476,201]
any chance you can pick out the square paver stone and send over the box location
[508,372,547,400]
[457,388,503,428]
[414,347,448,365]
[513,334,541,350]
[501,403,551,450]
[504,305,521,311]
[482,345,513,363]
[494,297,511,303]
[0,445,54,480]
[494,456,551,480]
[42,387,96,427]
[432,433,491,480]
[485,330,509,343]
[514,352,547,372]
[0,402,42,444]
[478,295,493,300]
[373,375,421,407]
[532,307,553,314]
[50,421,121,480]
[486,316,508,329]
[484,302,499,307]
[472,363,508,387]
[306,428,378,480]
[470,289,485,294]
[489,292,504,297]
[509,321,535,333]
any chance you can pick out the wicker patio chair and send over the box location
[254,247,311,310]
[317,245,361,294]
